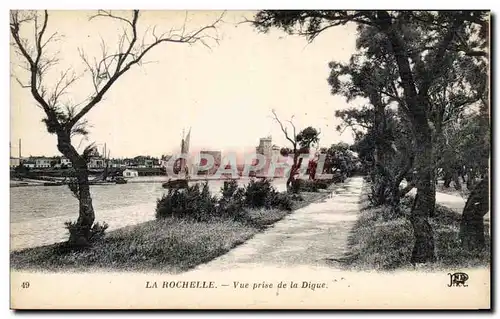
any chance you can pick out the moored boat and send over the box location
[162,179,189,189]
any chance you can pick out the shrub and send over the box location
[156,182,218,221]
[157,179,298,223]
[244,178,275,208]
[220,180,239,200]
[267,191,293,211]
[218,185,246,220]
[242,178,295,211]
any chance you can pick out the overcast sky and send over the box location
[10,10,364,159]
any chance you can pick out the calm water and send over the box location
[10,177,286,251]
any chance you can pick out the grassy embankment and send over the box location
[11,185,333,273]
[336,180,490,271]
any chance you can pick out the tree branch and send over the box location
[271,109,296,147]
[67,10,224,130]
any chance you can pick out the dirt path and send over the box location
[193,177,364,272]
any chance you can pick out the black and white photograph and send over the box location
[8,8,491,309]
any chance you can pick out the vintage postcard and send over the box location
[9,9,491,309]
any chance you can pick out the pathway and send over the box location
[408,188,490,221]
[193,177,364,271]
[408,188,467,213]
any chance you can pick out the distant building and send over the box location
[143,159,157,168]
[255,137,284,177]
[28,156,52,168]
[123,169,139,178]
[88,156,105,169]
[61,157,72,168]
[23,161,36,169]
[255,136,273,157]
[10,157,20,168]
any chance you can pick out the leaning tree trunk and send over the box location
[459,177,489,251]
[72,163,95,245]
[57,131,95,247]
[409,130,436,264]
[286,152,300,193]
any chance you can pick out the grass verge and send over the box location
[338,181,490,271]
[10,190,331,272]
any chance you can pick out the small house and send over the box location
[123,169,139,178]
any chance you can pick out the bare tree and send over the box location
[271,110,320,192]
[10,10,223,247]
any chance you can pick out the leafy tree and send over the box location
[11,10,223,247]
[319,142,357,178]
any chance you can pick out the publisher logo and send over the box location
[447,272,469,287]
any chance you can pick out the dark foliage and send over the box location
[156,179,295,223]
[156,182,218,222]
[243,179,275,208]
[298,179,331,192]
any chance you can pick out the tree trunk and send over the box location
[287,153,299,192]
[459,177,489,251]
[466,169,476,190]
[57,131,95,247]
[72,164,95,246]
[409,131,436,264]
[443,170,452,188]
[453,171,462,190]
[371,94,390,206]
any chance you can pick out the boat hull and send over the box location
[162,179,189,189]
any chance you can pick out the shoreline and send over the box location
[10,176,288,188]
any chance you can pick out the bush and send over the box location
[156,182,218,221]
[220,180,239,200]
[243,178,275,208]
[242,178,294,211]
[218,184,246,220]
[156,179,298,223]
[267,192,293,211]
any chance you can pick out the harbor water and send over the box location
[10,177,287,251]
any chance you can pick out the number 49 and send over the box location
[21,282,30,289]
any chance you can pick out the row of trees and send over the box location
[252,11,490,262]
